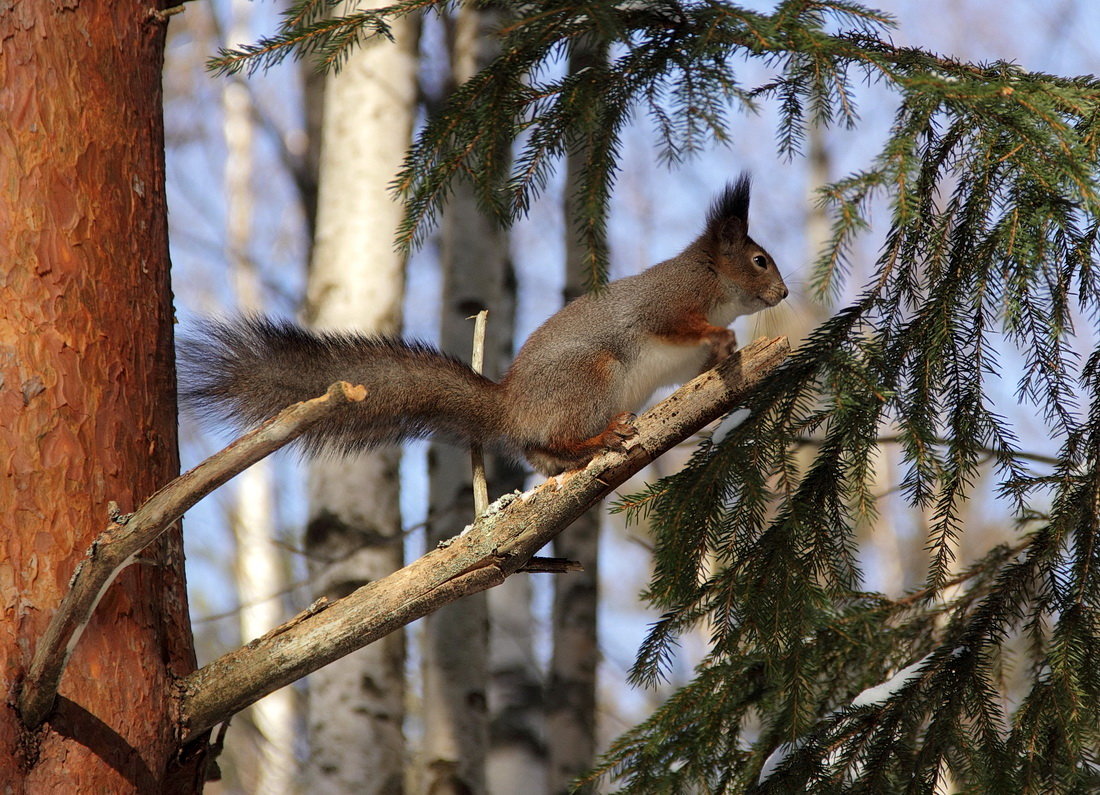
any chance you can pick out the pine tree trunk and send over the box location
[0,2,201,790]
[302,4,418,792]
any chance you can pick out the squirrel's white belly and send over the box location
[709,296,753,327]
[617,337,710,412]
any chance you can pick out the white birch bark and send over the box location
[223,1,298,789]
[422,8,523,793]
[546,210,601,795]
[487,571,546,794]
[302,3,418,791]
[473,15,546,778]
[544,42,607,793]
[805,124,906,594]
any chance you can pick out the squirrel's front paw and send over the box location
[707,328,738,364]
[601,412,638,451]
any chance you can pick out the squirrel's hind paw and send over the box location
[599,412,638,451]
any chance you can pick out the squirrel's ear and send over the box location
[705,174,751,249]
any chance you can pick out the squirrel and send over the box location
[179,175,787,475]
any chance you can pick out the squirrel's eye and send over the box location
[752,255,768,269]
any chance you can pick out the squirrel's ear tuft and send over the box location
[704,173,751,249]
[706,173,751,230]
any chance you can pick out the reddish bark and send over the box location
[0,2,201,790]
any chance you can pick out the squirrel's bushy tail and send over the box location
[179,317,509,457]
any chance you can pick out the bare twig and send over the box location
[193,578,312,625]
[890,538,1034,608]
[17,381,366,730]
[518,556,584,573]
[177,336,790,742]
[469,310,490,515]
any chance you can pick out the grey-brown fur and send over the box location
[180,176,787,474]
[179,318,510,457]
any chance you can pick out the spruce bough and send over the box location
[217,2,1100,790]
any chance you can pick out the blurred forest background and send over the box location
[164,1,1100,791]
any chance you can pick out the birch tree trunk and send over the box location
[421,9,508,792]
[0,2,202,790]
[546,261,601,794]
[302,4,418,792]
[804,124,904,595]
[488,566,547,794]
[222,2,298,790]
[484,224,545,795]
[466,16,546,783]
[545,43,606,794]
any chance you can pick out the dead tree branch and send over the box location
[177,336,790,742]
[17,381,367,730]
